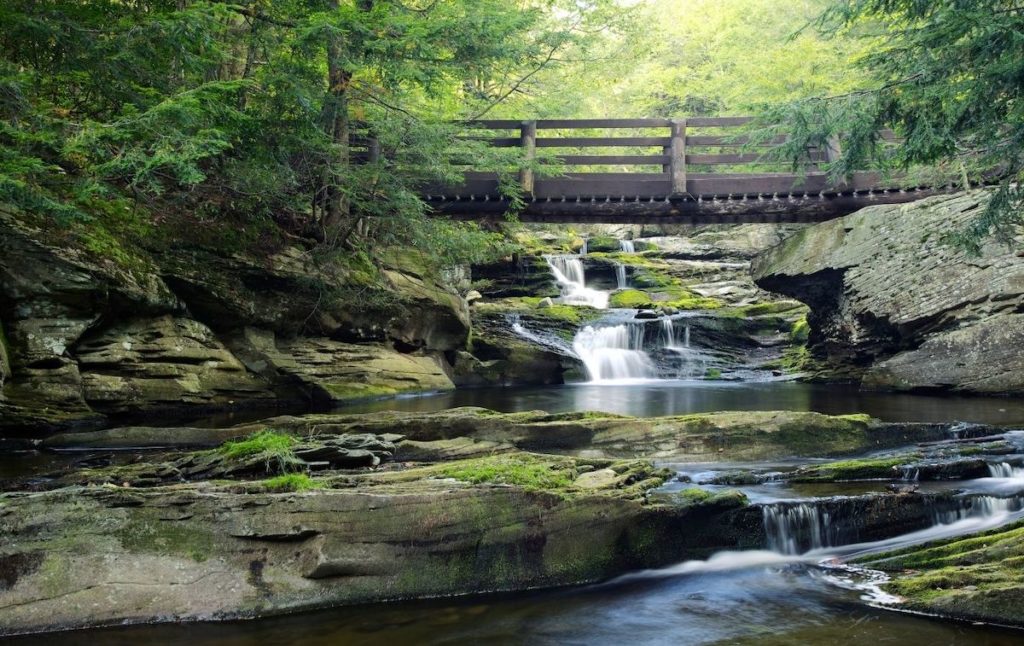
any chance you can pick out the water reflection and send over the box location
[335,381,1024,425]
[12,563,1021,646]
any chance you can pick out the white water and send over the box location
[545,255,609,309]
[539,237,723,383]
[615,263,627,289]
[988,461,1024,479]
[763,494,1024,557]
[573,323,655,381]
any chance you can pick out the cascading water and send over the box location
[573,322,655,381]
[544,254,609,309]
[527,236,719,383]
[988,462,1024,479]
[614,263,627,289]
[763,493,1024,556]
[762,503,837,555]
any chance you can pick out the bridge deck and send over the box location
[420,117,943,223]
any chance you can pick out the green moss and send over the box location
[609,289,652,308]
[859,521,1024,624]
[791,455,916,482]
[437,454,576,491]
[263,473,323,492]
[116,516,216,563]
[704,368,722,380]
[723,301,806,318]
[790,316,810,343]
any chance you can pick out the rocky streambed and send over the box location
[2,408,1024,637]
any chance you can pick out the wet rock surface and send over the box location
[752,189,1024,394]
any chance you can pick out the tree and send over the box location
[759,0,1024,252]
[0,0,624,265]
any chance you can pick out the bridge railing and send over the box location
[423,117,904,200]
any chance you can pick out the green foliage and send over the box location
[263,473,323,493]
[0,0,624,265]
[215,430,303,474]
[217,430,297,460]
[759,0,1024,251]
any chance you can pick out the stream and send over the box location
[7,237,1024,644]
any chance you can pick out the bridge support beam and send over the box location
[670,118,687,195]
[519,120,537,195]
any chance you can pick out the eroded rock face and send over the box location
[0,210,471,432]
[752,190,1024,394]
[227,328,454,403]
[0,458,748,636]
[74,316,276,413]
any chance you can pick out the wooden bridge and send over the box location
[419,118,947,224]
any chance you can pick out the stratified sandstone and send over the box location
[752,189,1024,394]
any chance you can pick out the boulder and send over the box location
[752,189,1024,394]
[227,328,454,404]
[74,316,277,414]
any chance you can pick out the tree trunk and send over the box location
[322,0,352,233]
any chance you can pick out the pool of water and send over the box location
[334,381,1024,425]
[12,562,1022,645]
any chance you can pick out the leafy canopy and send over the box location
[758,0,1024,251]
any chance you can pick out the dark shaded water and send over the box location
[10,563,1021,645]
[337,381,1024,425]
[6,381,1024,643]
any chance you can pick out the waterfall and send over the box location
[988,462,1024,479]
[619,240,635,253]
[573,323,655,381]
[509,316,575,358]
[764,493,1024,556]
[762,503,836,555]
[615,263,627,289]
[660,318,675,347]
[544,255,609,309]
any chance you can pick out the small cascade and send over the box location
[508,315,575,357]
[619,240,635,253]
[762,502,837,555]
[764,493,1024,557]
[988,462,1024,479]
[660,318,675,347]
[899,466,920,482]
[615,263,627,289]
[573,323,655,381]
[929,494,1024,526]
[544,254,609,309]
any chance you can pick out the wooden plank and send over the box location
[670,119,687,194]
[686,152,827,165]
[685,116,753,127]
[457,136,521,147]
[535,137,672,148]
[554,154,671,165]
[534,177,671,198]
[536,118,671,129]
[686,135,787,147]
[554,172,668,180]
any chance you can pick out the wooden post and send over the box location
[825,136,842,164]
[520,120,537,194]
[670,119,687,194]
